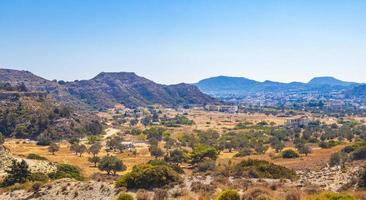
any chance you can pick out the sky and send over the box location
[0,0,365,84]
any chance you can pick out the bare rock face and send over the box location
[0,148,14,177]
[0,148,57,179]
[296,165,362,191]
[0,179,117,200]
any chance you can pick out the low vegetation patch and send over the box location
[305,192,356,200]
[48,164,84,181]
[116,162,182,189]
[216,189,240,200]
[232,159,297,180]
[26,153,48,161]
[281,149,300,159]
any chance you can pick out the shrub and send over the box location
[136,189,151,200]
[358,166,366,188]
[232,159,296,180]
[30,172,49,183]
[26,153,47,161]
[216,189,240,200]
[351,146,366,160]
[242,187,273,200]
[196,159,216,172]
[305,192,356,200]
[234,148,252,157]
[116,163,181,189]
[153,188,168,200]
[281,149,300,159]
[32,182,42,192]
[191,145,218,164]
[2,160,31,187]
[116,192,134,200]
[48,164,84,181]
[329,152,348,167]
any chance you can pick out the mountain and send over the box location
[308,76,356,86]
[65,72,215,109]
[196,75,362,98]
[196,76,258,96]
[0,69,215,109]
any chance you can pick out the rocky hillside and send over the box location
[0,69,216,110]
[0,69,90,110]
[65,72,215,109]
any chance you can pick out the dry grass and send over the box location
[4,139,152,177]
[217,145,347,171]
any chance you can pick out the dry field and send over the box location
[217,145,347,171]
[4,139,152,177]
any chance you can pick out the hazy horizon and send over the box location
[1,0,365,84]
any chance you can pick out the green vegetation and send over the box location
[26,153,47,160]
[116,192,134,200]
[48,164,84,181]
[98,155,126,175]
[1,160,31,187]
[116,162,181,189]
[0,96,103,142]
[305,192,356,200]
[281,149,300,159]
[232,159,296,180]
[216,189,240,200]
[161,114,194,127]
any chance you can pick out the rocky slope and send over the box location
[0,178,116,200]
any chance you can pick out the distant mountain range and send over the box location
[196,75,364,98]
[0,69,216,109]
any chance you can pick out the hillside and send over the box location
[65,72,216,109]
[0,69,215,110]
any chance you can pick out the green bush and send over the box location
[351,146,366,160]
[216,189,240,200]
[48,164,84,181]
[234,148,252,157]
[329,152,348,167]
[26,153,47,161]
[30,172,49,183]
[232,159,296,180]
[116,163,181,189]
[358,166,366,188]
[196,159,216,172]
[116,192,134,200]
[281,149,300,159]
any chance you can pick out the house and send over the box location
[285,116,311,128]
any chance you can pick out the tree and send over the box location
[88,142,102,156]
[48,143,60,155]
[299,145,312,156]
[98,155,126,175]
[2,160,31,186]
[76,144,87,157]
[88,156,101,167]
[149,145,164,159]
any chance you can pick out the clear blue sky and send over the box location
[0,0,365,84]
